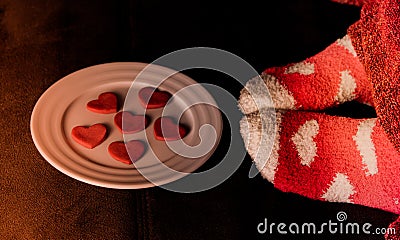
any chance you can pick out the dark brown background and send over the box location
[0,0,395,239]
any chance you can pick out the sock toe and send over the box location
[239,35,374,114]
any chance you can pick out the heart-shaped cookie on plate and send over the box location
[154,117,187,141]
[138,87,172,109]
[114,111,149,134]
[108,140,145,164]
[87,92,118,114]
[71,123,107,149]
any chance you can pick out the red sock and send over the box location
[241,110,400,213]
[239,35,374,114]
[239,1,400,238]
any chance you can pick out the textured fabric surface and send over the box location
[241,110,400,213]
[238,35,374,113]
[348,0,400,153]
[238,1,400,239]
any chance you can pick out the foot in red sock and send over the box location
[238,35,374,114]
[240,1,400,238]
[240,110,400,213]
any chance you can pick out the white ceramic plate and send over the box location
[30,62,222,189]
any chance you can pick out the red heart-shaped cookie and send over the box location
[154,117,187,141]
[108,140,145,164]
[87,92,118,114]
[114,111,149,134]
[71,124,107,149]
[138,87,172,109]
